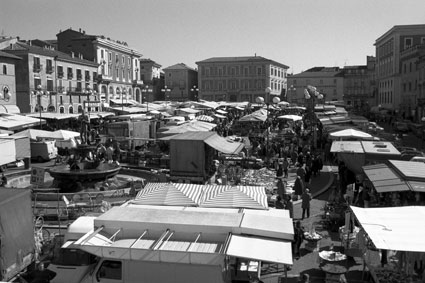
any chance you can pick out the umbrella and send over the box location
[132,183,202,206]
[277,115,303,121]
[278,101,290,106]
[329,128,373,140]
[200,185,268,210]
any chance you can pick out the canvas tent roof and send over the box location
[0,114,46,131]
[351,205,425,252]
[71,205,293,265]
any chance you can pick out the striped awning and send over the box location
[132,183,268,209]
[132,183,202,206]
[196,115,215,122]
[201,185,268,210]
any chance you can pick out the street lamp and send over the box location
[31,85,49,129]
[84,86,97,119]
[304,85,323,149]
[256,87,281,167]
[161,85,171,106]
[121,88,127,112]
[142,85,153,112]
[190,85,199,101]
[288,85,296,103]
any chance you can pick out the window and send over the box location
[34,78,41,89]
[257,67,262,75]
[115,54,119,64]
[404,38,413,49]
[76,69,82,80]
[47,80,54,91]
[122,56,125,65]
[108,52,112,61]
[101,50,104,59]
[33,57,41,72]
[2,65,6,75]
[58,66,64,78]
[46,59,53,74]
[98,260,122,280]
[67,67,73,79]
[85,70,90,81]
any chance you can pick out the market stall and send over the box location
[349,205,425,283]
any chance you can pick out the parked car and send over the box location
[400,150,425,161]
[408,123,424,137]
[410,156,425,163]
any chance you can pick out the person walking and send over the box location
[276,178,286,200]
[301,189,312,220]
[294,176,305,199]
[293,221,304,259]
[283,157,289,178]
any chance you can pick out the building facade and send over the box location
[374,24,425,115]
[0,50,21,113]
[287,67,344,105]
[196,56,289,102]
[163,63,198,101]
[56,28,144,105]
[3,41,99,114]
[139,59,162,102]
[342,56,377,111]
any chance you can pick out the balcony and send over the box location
[77,74,83,81]
[132,79,144,86]
[97,74,113,82]
[46,66,54,74]
[67,74,73,80]
[33,64,42,72]
[58,71,64,78]
[85,75,91,82]
[57,86,67,93]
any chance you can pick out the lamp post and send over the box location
[31,84,49,129]
[142,85,153,112]
[121,88,127,112]
[288,85,296,104]
[256,87,280,167]
[191,85,199,101]
[85,86,97,119]
[161,85,171,106]
[304,85,323,149]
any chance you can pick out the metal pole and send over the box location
[266,103,269,168]
[39,94,42,129]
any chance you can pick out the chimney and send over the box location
[83,30,85,35]
[79,28,81,33]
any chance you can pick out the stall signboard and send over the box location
[30,167,45,186]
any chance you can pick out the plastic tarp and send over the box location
[0,113,46,131]
[226,235,293,265]
[204,133,244,155]
[0,189,35,280]
[351,205,425,252]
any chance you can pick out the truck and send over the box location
[0,138,17,171]
[105,119,155,151]
[0,136,31,171]
[47,204,294,283]
[0,189,36,281]
[30,140,58,162]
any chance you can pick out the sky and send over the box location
[1,0,425,73]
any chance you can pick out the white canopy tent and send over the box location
[329,128,373,140]
[350,205,425,252]
[277,114,303,121]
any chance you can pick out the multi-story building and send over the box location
[287,67,344,105]
[56,28,144,105]
[400,44,425,120]
[163,63,198,101]
[374,24,425,116]
[139,58,162,102]
[417,50,425,121]
[342,56,377,110]
[0,50,21,113]
[3,41,98,114]
[196,56,289,102]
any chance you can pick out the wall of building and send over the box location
[0,57,18,107]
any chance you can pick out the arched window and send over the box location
[59,106,65,114]
[69,106,74,114]
[78,105,83,113]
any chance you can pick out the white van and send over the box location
[30,140,58,162]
